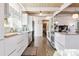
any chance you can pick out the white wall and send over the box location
[55,14,75,25]
[33,16,44,36]
[55,14,79,32]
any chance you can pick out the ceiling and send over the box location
[22,3,79,15]
[22,3,63,7]
[23,11,54,14]
[69,3,79,7]
[22,3,63,16]
[60,3,79,14]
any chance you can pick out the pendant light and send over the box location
[72,8,78,19]
[39,11,42,16]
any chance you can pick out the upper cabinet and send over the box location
[28,16,33,31]
[22,14,28,25]
[4,3,28,33]
[21,14,28,31]
[0,4,5,39]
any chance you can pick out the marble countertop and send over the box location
[55,32,79,35]
[4,32,18,38]
[4,31,28,38]
[4,31,33,38]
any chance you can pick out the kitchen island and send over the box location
[54,32,79,56]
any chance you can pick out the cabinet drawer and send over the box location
[0,40,4,56]
[17,45,25,56]
[8,49,17,56]
[11,46,26,56]
[9,52,18,56]
[55,41,64,51]
[5,36,19,55]
[10,43,28,56]
[55,33,65,45]
[7,40,27,56]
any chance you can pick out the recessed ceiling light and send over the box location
[72,13,78,19]
[72,8,79,19]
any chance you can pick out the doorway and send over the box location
[42,20,48,37]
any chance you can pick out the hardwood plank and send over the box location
[22,36,55,56]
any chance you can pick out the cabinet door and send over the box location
[66,35,79,49]
[0,40,5,56]
[5,36,18,55]
[0,19,4,39]
[77,22,79,30]
[55,41,64,51]
[0,4,4,39]
[17,33,28,56]
[55,33,65,45]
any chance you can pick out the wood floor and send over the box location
[22,36,55,56]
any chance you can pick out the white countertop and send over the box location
[55,32,79,35]
[4,30,33,38]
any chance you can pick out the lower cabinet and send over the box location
[55,32,79,51]
[28,32,32,45]
[9,49,18,56]
[55,41,64,51]
[5,35,18,56]
[0,40,5,56]
[5,32,29,56]
[10,44,26,56]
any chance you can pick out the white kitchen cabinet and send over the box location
[0,4,4,39]
[65,35,79,49]
[28,16,33,31]
[55,32,79,55]
[55,32,79,50]
[55,32,65,46]
[55,41,64,51]
[22,14,28,25]
[0,3,29,56]
[0,4,5,56]
[5,35,20,56]
[5,32,29,56]
[17,33,28,56]
[0,40,5,56]
[0,20,4,39]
